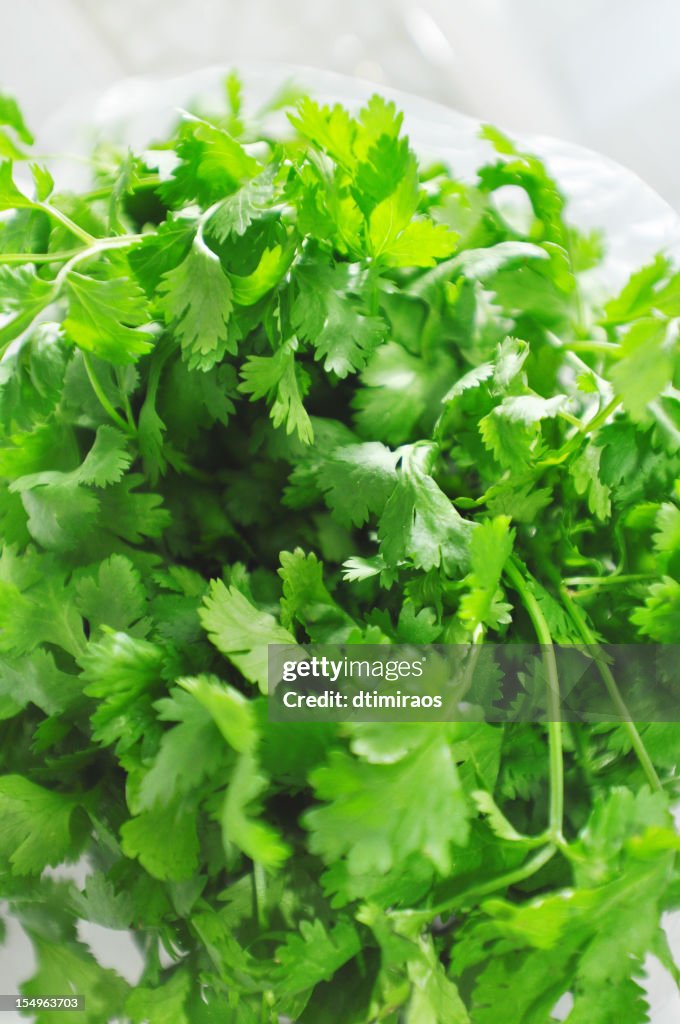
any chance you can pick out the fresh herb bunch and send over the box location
[0,75,679,1023]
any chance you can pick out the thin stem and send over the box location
[565,340,621,357]
[557,583,661,792]
[538,396,622,467]
[558,410,583,430]
[505,558,564,841]
[562,573,656,588]
[38,202,96,245]
[416,844,557,922]
[0,249,83,265]
[581,396,621,435]
[115,367,137,432]
[0,232,144,270]
[0,235,145,361]
[82,352,136,436]
[55,233,144,286]
[253,862,268,929]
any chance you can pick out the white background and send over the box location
[4,0,680,212]
[1,1,680,1021]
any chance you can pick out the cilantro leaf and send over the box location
[459,516,514,631]
[159,240,235,371]
[207,166,277,241]
[126,970,191,1024]
[222,750,291,867]
[0,775,83,874]
[65,272,152,364]
[379,444,474,573]
[239,339,313,443]
[120,801,200,881]
[306,728,469,878]
[200,579,296,692]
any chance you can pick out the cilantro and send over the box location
[0,77,678,1024]
[158,239,235,370]
[65,272,153,364]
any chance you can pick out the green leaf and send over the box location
[0,575,86,658]
[279,548,354,641]
[137,686,226,809]
[75,554,146,632]
[222,750,291,867]
[31,163,54,201]
[479,394,566,471]
[379,444,474,574]
[77,425,132,485]
[20,482,99,551]
[353,341,449,446]
[73,872,135,930]
[22,936,129,1024]
[129,215,194,294]
[160,117,261,207]
[406,935,470,1024]
[98,474,171,543]
[292,261,386,378]
[200,578,296,692]
[0,94,34,146]
[159,241,235,371]
[0,650,78,717]
[471,789,533,843]
[126,970,191,1024]
[177,673,256,752]
[239,339,313,443]
[459,516,514,631]
[380,219,459,269]
[445,241,548,281]
[229,244,290,306]
[611,318,676,421]
[65,272,152,364]
[317,441,399,527]
[570,442,612,521]
[81,631,167,751]
[367,168,419,256]
[0,264,55,346]
[121,801,200,881]
[631,577,680,641]
[0,160,34,210]
[207,166,276,241]
[274,918,361,996]
[0,775,81,874]
[289,98,356,169]
[306,728,469,878]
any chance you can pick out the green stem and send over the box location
[558,411,583,430]
[562,574,656,588]
[557,583,661,792]
[82,352,136,436]
[38,202,96,245]
[115,367,137,432]
[565,340,621,357]
[54,233,145,286]
[253,862,268,929]
[581,396,621,435]
[84,175,161,202]
[0,249,84,265]
[537,396,621,467]
[0,235,146,360]
[505,558,564,841]
[410,844,557,922]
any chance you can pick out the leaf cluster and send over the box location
[0,81,678,1023]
